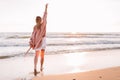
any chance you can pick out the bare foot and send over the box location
[34,69,37,76]
[40,67,44,72]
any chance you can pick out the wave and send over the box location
[0,45,28,47]
[0,53,23,59]
[2,32,120,39]
[1,46,120,59]
[6,35,30,39]
[48,47,120,54]
[0,32,30,39]
[47,35,120,38]
[48,41,120,46]
[1,32,120,59]
[1,40,120,47]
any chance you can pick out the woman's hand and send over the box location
[45,3,48,13]
[46,3,48,9]
[30,43,35,49]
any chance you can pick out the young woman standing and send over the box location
[29,4,48,76]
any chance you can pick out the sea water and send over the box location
[0,32,120,59]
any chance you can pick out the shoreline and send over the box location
[0,49,120,80]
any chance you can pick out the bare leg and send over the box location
[34,51,40,76]
[40,49,45,71]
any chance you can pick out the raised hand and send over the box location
[45,3,48,9]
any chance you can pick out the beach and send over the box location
[0,49,120,80]
[1,0,120,79]
[33,67,120,80]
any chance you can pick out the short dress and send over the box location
[35,37,46,51]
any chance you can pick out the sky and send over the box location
[0,0,120,32]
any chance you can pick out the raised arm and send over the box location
[42,4,48,23]
[40,4,48,37]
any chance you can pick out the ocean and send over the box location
[0,32,120,59]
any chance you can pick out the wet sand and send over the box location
[0,49,120,80]
[33,66,120,80]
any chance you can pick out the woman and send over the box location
[29,4,48,76]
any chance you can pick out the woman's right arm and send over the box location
[42,4,48,24]
[29,26,36,49]
[40,4,48,36]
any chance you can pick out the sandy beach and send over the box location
[0,49,120,80]
[33,67,120,80]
